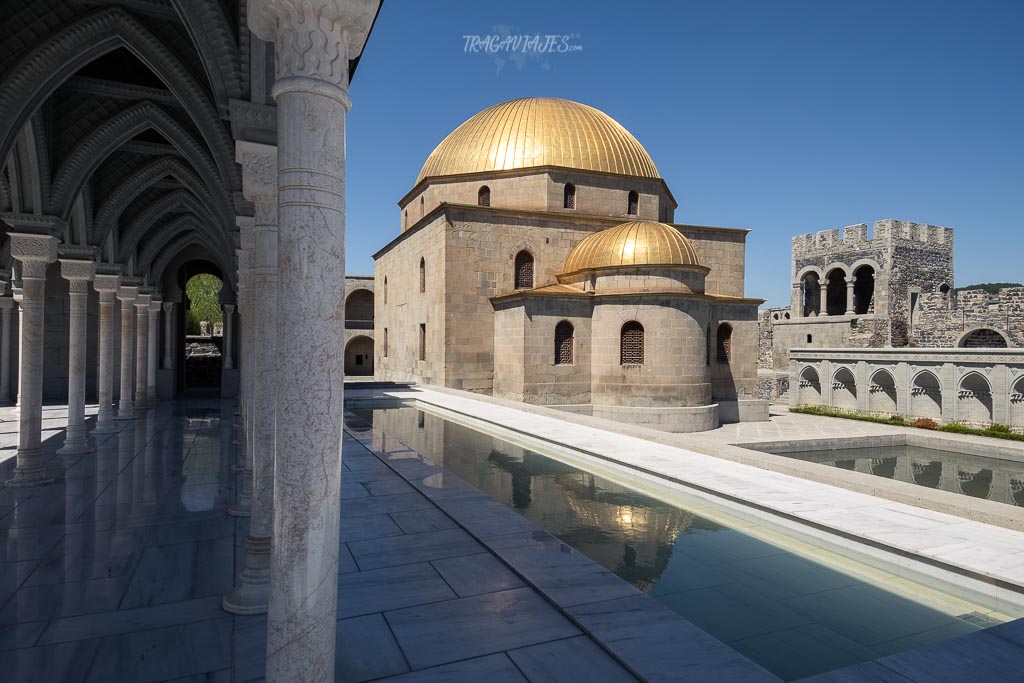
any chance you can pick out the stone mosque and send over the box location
[375,97,768,432]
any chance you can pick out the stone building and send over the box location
[374,97,768,431]
[343,275,375,377]
[759,219,1021,401]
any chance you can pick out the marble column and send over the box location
[57,259,97,455]
[229,233,253,515]
[93,274,122,434]
[13,286,23,407]
[133,294,151,412]
[147,298,160,403]
[115,286,138,420]
[250,1,378,678]
[5,233,58,486]
[0,296,13,404]
[846,276,856,316]
[162,302,175,369]
[222,304,235,370]
[819,281,829,316]
[225,142,279,614]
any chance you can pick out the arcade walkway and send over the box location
[0,401,643,683]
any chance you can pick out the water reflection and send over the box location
[773,445,1024,507]
[352,406,1009,681]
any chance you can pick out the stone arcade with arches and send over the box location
[374,97,770,432]
[0,0,382,679]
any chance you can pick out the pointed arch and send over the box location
[0,8,237,192]
[167,0,242,108]
[911,369,943,420]
[868,368,897,415]
[116,189,231,263]
[958,371,993,425]
[150,232,234,287]
[48,101,228,224]
[92,155,219,246]
[137,214,208,275]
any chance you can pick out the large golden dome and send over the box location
[562,220,701,274]
[416,98,659,184]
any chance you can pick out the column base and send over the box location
[5,454,54,487]
[115,403,136,421]
[228,470,252,517]
[57,439,94,456]
[227,501,252,517]
[92,421,119,435]
[222,535,271,615]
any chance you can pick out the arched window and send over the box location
[419,258,426,293]
[419,323,426,361]
[807,334,813,343]
[563,183,576,209]
[514,250,534,289]
[420,196,424,215]
[478,185,490,207]
[554,321,574,365]
[853,265,875,314]
[383,328,388,357]
[620,321,644,365]
[627,190,639,215]
[383,276,388,304]
[716,323,733,363]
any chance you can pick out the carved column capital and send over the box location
[162,301,175,314]
[94,274,122,304]
[134,293,152,310]
[59,259,96,294]
[248,0,379,106]
[9,234,58,279]
[149,298,162,314]
[117,286,139,304]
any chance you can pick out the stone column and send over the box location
[222,304,235,369]
[819,281,828,317]
[5,233,58,486]
[250,1,378,678]
[57,259,97,455]
[845,276,856,316]
[93,274,122,434]
[162,302,175,369]
[0,296,13,404]
[147,298,160,403]
[115,286,138,420]
[133,294,151,412]
[225,142,279,614]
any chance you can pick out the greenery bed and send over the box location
[789,405,1024,442]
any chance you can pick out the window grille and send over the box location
[716,323,733,363]
[478,186,490,207]
[554,321,574,365]
[620,322,644,365]
[514,251,534,289]
[627,190,639,215]
[563,183,576,209]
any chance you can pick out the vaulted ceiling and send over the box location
[0,0,267,287]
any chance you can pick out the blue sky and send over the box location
[345,1,1023,307]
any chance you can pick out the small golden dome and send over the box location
[417,98,659,184]
[562,220,701,274]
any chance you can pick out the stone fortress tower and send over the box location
[759,219,1022,398]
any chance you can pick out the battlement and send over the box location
[793,220,954,256]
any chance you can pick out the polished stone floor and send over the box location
[0,400,642,683]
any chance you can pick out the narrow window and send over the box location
[807,333,813,343]
[716,323,733,363]
[417,411,425,429]
[620,321,644,365]
[554,321,574,365]
[419,323,426,361]
[383,328,388,357]
[383,276,388,304]
[403,210,407,229]
[514,250,534,289]
[627,190,639,216]
[478,185,490,207]
[419,258,426,293]
[563,183,576,209]
[420,196,424,216]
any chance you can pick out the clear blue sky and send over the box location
[345,0,1023,307]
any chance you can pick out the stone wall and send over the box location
[912,287,1024,348]
[790,347,1024,430]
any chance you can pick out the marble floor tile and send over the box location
[348,528,484,570]
[231,614,267,683]
[373,653,527,683]
[388,508,457,535]
[385,587,580,670]
[85,616,231,683]
[2,637,101,683]
[120,536,233,608]
[336,613,410,682]
[338,513,403,543]
[430,553,525,597]
[38,596,225,645]
[338,562,456,618]
[508,636,638,682]
[0,619,46,651]
[341,492,436,519]
[0,575,129,626]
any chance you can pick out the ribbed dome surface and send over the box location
[562,221,701,274]
[416,98,659,184]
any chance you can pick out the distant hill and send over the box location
[954,282,1023,294]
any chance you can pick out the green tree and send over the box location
[185,274,224,335]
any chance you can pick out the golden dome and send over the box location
[562,220,701,274]
[416,98,659,184]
